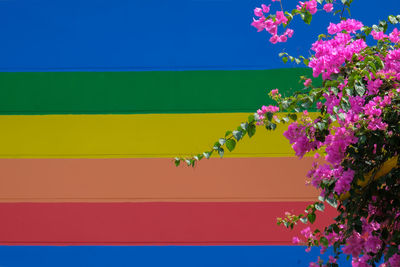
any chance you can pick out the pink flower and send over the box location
[269,34,279,44]
[371,30,388,40]
[261,4,270,13]
[301,227,313,239]
[367,78,383,95]
[284,28,294,38]
[254,7,264,17]
[327,19,364,35]
[342,232,364,257]
[389,28,400,43]
[297,0,318,15]
[324,127,358,165]
[389,254,400,267]
[278,34,287,42]
[304,78,312,87]
[275,11,288,25]
[323,3,333,12]
[292,236,301,244]
[364,235,382,253]
[251,18,266,32]
[257,105,279,115]
[270,89,280,97]
[334,168,354,195]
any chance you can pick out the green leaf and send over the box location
[225,139,236,152]
[315,202,325,212]
[389,15,398,24]
[266,112,273,121]
[174,158,181,167]
[337,113,346,121]
[225,130,232,137]
[355,82,366,96]
[281,101,289,110]
[203,151,212,159]
[289,113,298,121]
[361,26,372,35]
[307,213,316,224]
[326,197,338,208]
[282,57,288,64]
[300,217,308,224]
[248,124,256,138]
[301,11,312,24]
[213,142,221,150]
[248,114,255,123]
[379,20,388,32]
[320,237,329,247]
[218,147,224,158]
[232,130,243,141]
[331,87,339,96]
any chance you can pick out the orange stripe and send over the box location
[0,157,318,202]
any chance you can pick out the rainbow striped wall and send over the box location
[0,0,398,266]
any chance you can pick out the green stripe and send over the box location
[0,69,315,114]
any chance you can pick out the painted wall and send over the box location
[0,0,398,266]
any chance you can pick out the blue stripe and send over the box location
[0,0,398,72]
[0,246,351,267]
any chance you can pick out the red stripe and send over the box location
[0,202,336,245]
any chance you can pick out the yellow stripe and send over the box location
[0,113,311,158]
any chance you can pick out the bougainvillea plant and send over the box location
[175,0,400,266]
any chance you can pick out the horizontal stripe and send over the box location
[0,246,351,267]
[0,202,336,245]
[0,157,318,202]
[0,69,313,115]
[0,0,397,72]
[0,113,313,158]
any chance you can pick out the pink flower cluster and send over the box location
[371,30,388,40]
[304,78,312,87]
[342,220,382,265]
[283,122,321,158]
[363,96,390,130]
[327,19,364,35]
[256,105,279,124]
[251,1,296,44]
[389,253,400,267]
[366,78,383,95]
[334,168,354,195]
[385,48,400,74]
[309,24,367,79]
[325,127,358,165]
[296,0,318,15]
[389,28,400,43]
[323,3,333,13]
